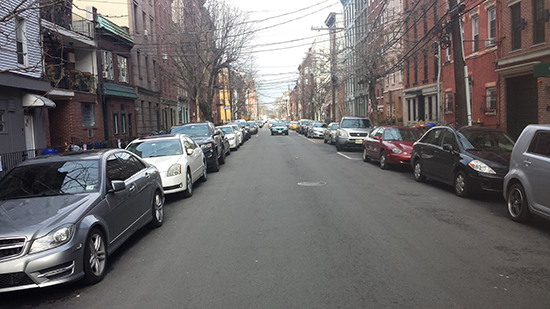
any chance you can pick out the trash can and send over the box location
[42,148,58,155]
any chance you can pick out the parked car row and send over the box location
[0,119,258,293]
[304,119,550,224]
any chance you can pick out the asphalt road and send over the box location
[3,127,550,309]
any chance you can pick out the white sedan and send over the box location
[126,134,207,196]
[218,125,240,150]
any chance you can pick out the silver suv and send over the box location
[504,124,550,222]
[335,117,373,151]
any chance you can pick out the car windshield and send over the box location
[273,123,285,127]
[331,124,338,129]
[384,128,421,141]
[0,160,100,200]
[459,130,515,151]
[127,140,183,158]
[220,127,233,134]
[341,119,373,129]
[170,125,210,137]
[313,123,324,128]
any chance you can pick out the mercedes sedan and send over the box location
[0,149,164,292]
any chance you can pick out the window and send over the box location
[487,7,496,46]
[528,131,550,157]
[133,3,139,33]
[511,3,522,50]
[445,91,453,112]
[15,17,27,65]
[137,50,142,80]
[486,87,497,111]
[102,51,114,80]
[423,51,428,81]
[113,112,119,135]
[406,60,410,85]
[533,0,545,44]
[118,55,128,83]
[472,15,479,52]
[82,103,96,127]
[423,12,428,35]
[121,113,127,134]
[0,110,5,133]
[414,57,418,84]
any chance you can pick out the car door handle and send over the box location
[128,183,136,192]
[144,172,150,179]
[524,160,532,166]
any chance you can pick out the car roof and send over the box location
[133,134,181,141]
[15,149,123,166]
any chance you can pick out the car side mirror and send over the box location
[186,148,194,156]
[374,136,381,140]
[443,144,454,152]
[109,180,126,193]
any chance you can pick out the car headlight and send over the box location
[29,225,76,254]
[468,160,496,174]
[167,163,182,177]
[339,131,349,137]
[200,143,213,151]
[392,148,403,154]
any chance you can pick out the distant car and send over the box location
[307,122,327,138]
[362,126,422,169]
[222,125,241,149]
[503,124,550,222]
[297,119,312,134]
[411,126,515,197]
[324,122,339,144]
[169,122,224,172]
[335,117,374,151]
[247,121,258,134]
[126,134,207,196]
[290,121,298,130]
[228,122,248,142]
[271,123,289,135]
[0,149,164,292]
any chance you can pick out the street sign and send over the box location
[534,62,550,77]
[224,107,231,110]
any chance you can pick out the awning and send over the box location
[103,83,138,99]
[23,93,56,108]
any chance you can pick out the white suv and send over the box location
[504,124,550,222]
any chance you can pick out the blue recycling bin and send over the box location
[42,148,58,155]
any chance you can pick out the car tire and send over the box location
[324,137,327,143]
[507,183,532,223]
[336,141,343,151]
[150,190,164,228]
[379,150,389,170]
[454,170,469,197]
[182,170,193,197]
[219,148,226,165]
[211,152,220,172]
[413,159,426,182]
[362,147,370,162]
[200,161,207,182]
[83,228,107,285]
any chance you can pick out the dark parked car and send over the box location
[170,122,225,172]
[362,126,422,169]
[411,126,515,197]
[0,149,164,292]
[504,124,550,222]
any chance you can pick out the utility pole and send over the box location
[449,0,468,127]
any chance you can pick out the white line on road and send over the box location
[337,152,353,159]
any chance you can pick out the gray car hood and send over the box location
[0,194,97,239]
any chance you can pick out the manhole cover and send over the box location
[297,181,327,187]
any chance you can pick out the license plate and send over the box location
[355,139,363,144]
[278,130,282,133]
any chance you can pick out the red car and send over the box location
[362,126,422,169]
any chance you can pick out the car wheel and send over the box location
[150,190,164,228]
[83,228,107,285]
[454,170,469,197]
[182,170,193,197]
[379,150,389,170]
[413,159,426,182]
[324,137,327,143]
[362,147,370,162]
[211,152,220,172]
[219,148,226,165]
[507,183,532,222]
[336,141,342,151]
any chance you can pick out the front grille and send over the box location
[164,184,182,191]
[350,133,368,137]
[0,272,35,289]
[0,237,26,260]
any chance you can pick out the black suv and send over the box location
[170,122,225,172]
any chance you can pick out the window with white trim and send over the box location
[118,55,128,83]
[15,17,27,66]
[445,91,453,112]
[487,7,496,46]
[486,87,497,111]
[102,51,114,80]
[472,15,479,52]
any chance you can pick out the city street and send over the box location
[3,127,550,309]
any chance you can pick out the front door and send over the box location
[507,75,538,139]
[24,115,35,157]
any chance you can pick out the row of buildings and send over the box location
[284,0,549,139]
[0,0,257,175]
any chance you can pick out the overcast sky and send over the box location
[230,0,342,109]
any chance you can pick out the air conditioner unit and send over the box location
[445,54,451,62]
[144,30,148,37]
[102,71,109,79]
[162,53,168,60]
[485,38,495,47]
